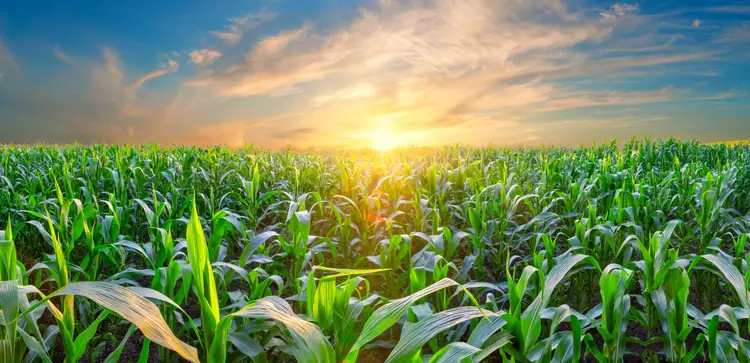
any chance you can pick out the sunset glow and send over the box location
[2,1,750,361]
[0,0,749,147]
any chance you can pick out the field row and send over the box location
[1,140,750,362]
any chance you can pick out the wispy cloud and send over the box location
[90,47,125,101]
[249,23,312,61]
[707,5,750,13]
[211,11,276,46]
[192,1,614,97]
[0,40,18,77]
[53,45,75,65]
[183,0,737,147]
[2,0,749,148]
[127,59,179,98]
[188,49,222,65]
[313,82,378,107]
[720,24,750,43]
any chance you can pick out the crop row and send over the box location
[0,139,749,362]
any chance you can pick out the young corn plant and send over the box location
[14,216,200,363]
[652,267,705,362]
[627,220,684,338]
[585,264,633,362]
[304,266,388,359]
[498,251,598,362]
[186,198,335,362]
[1,221,56,363]
[343,277,488,363]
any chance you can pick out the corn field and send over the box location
[1,139,750,362]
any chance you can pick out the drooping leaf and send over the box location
[388,306,495,363]
[22,281,199,363]
[428,342,481,363]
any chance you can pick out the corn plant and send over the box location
[585,264,633,362]
[0,140,749,361]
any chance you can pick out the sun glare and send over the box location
[370,114,402,151]
[373,139,395,151]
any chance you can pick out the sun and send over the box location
[369,113,401,151]
[370,127,403,151]
[373,138,396,151]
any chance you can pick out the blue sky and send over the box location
[0,0,748,148]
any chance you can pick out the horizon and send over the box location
[1,137,747,153]
[1,0,749,148]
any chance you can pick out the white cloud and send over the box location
[90,47,125,101]
[708,6,750,13]
[3,0,739,148]
[314,82,378,106]
[249,23,312,61]
[601,3,639,19]
[0,40,17,72]
[189,49,223,65]
[212,12,276,46]
[720,25,750,43]
[128,59,179,97]
[192,0,615,98]
[53,45,75,65]
[538,87,681,112]
[183,0,725,148]
[611,3,639,17]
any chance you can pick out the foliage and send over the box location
[0,139,749,361]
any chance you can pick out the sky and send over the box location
[0,0,749,149]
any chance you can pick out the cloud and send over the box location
[53,45,75,64]
[707,6,750,14]
[127,59,179,97]
[611,3,639,17]
[212,12,276,46]
[270,126,315,139]
[601,3,639,19]
[90,47,125,101]
[0,40,18,75]
[720,25,750,43]
[189,49,222,65]
[182,0,733,148]
[313,82,378,106]
[537,87,682,112]
[3,0,748,148]
[192,0,616,97]
[249,23,312,61]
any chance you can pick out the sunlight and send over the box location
[370,113,402,151]
[373,138,396,151]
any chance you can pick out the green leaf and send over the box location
[72,311,110,361]
[387,306,496,363]
[523,253,599,320]
[690,254,749,309]
[103,325,138,363]
[0,281,19,361]
[313,266,390,280]
[230,296,334,363]
[227,332,264,359]
[472,332,513,362]
[428,342,481,363]
[138,337,150,363]
[21,281,199,363]
[467,315,507,348]
[345,278,461,362]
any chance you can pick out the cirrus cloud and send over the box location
[189,49,222,65]
[211,11,276,46]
